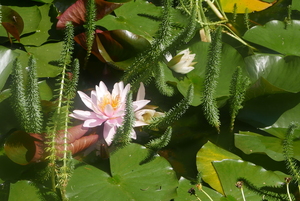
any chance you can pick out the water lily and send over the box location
[167,48,196,74]
[70,81,150,145]
[135,106,165,126]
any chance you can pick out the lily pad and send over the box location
[292,0,300,11]
[196,141,241,194]
[14,42,64,78]
[238,92,300,128]
[235,131,300,161]
[243,20,300,56]
[9,180,59,201]
[175,177,223,201]
[20,4,55,46]
[9,6,41,35]
[220,0,276,13]
[245,54,300,93]
[0,46,19,91]
[213,159,289,200]
[66,143,178,201]
[0,6,24,42]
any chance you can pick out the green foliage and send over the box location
[10,59,30,131]
[283,123,300,186]
[202,26,223,132]
[3,0,300,200]
[10,56,43,133]
[229,67,250,131]
[84,0,97,68]
[113,92,135,148]
[27,55,43,133]
[148,84,193,129]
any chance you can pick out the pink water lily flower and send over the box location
[70,81,150,145]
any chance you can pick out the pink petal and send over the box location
[77,91,94,110]
[83,118,105,127]
[97,81,108,98]
[70,110,98,120]
[103,122,117,146]
[136,82,145,101]
[104,104,114,117]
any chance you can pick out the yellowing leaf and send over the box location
[220,0,277,13]
[196,141,241,194]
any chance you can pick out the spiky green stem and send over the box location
[148,84,193,129]
[10,59,30,131]
[283,123,300,192]
[202,26,222,132]
[84,0,96,68]
[27,55,43,133]
[229,67,250,131]
[112,91,134,148]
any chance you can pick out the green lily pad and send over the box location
[0,46,19,91]
[235,131,300,161]
[175,177,223,201]
[66,143,178,201]
[14,42,64,78]
[292,0,300,11]
[0,6,24,42]
[96,0,161,41]
[245,54,300,93]
[174,41,246,106]
[245,77,287,101]
[213,159,289,200]
[238,92,300,128]
[20,4,55,46]
[9,180,59,201]
[243,20,300,56]
[196,141,241,194]
[8,6,41,36]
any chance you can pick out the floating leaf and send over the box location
[57,0,123,29]
[0,6,24,42]
[0,46,19,91]
[175,177,223,201]
[292,0,300,11]
[213,159,289,200]
[245,54,300,93]
[66,143,178,200]
[20,4,55,46]
[243,20,300,56]
[9,180,59,201]
[220,0,276,13]
[196,141,241,194]
[4,130,43,165]
[235,131,300,161]
[238,92,300,128]
[245,77,287,101]
[14,42,64,78]
[9,6,41,35]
